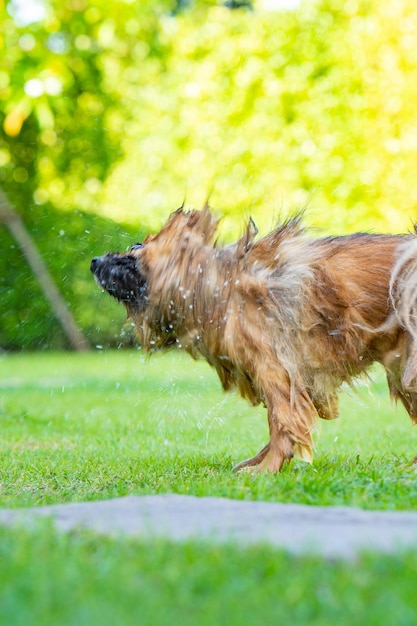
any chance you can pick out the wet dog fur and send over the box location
[91,207,417,472]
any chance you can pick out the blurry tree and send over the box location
[98,0,417,235]
[224,1,253,9]
[3,0,417,234]
[0,0,169,349]
[0,188,89,350]
[0,0,173,214]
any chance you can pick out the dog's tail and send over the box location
[390,236,417,390]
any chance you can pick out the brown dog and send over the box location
[91,207,417,472]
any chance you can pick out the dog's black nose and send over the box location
[90,257,100,273]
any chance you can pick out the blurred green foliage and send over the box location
[99,0,417,235]
[1,0,417,349]
[0,206,144,350]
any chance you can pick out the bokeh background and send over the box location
[2,0,417,350]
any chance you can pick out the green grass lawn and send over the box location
[1,350,416,510]
[1,524,417,626]
[1,350,417,625]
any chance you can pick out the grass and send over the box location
[1,350,417,624]
[1,349,417,510]
[0,524,417,626]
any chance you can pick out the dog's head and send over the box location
[90,243,148,313]
[91,207,220,307]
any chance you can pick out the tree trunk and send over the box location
[0,188,89,351]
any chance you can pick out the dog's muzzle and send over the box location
[90,253,147,305]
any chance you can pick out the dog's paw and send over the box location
[234,447,292,474]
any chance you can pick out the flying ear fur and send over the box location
[185,205,219,244]
[235,217,258,259]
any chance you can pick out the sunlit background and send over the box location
[2,0,417,349]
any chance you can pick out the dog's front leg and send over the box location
[233,378,288,473]
[233,405,295,473]
[234,372,303,472]
[256,401,296,472]
[234,370,315,473]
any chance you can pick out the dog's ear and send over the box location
[140,206,220,275]
[235,218,258,259]
[249,214,304,267]
[154,205,218,245]
[185,204,219,244]
[143,233,155,244]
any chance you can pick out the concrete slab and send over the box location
[1,495,417,559]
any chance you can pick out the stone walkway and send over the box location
[1,495,417,559]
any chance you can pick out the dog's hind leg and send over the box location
[384,344,417,423]
[313,393,339,421]
[386,369,417,465]
[387,376,417,423]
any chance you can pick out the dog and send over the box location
[91,206,417,472]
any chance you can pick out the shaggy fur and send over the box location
[91,207,417,472]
